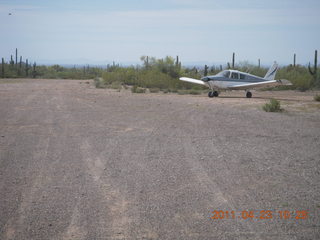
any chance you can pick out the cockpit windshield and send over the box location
[216,70,230,78]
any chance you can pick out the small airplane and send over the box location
[180,62,292,98]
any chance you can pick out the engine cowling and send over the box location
[201,77,210,82]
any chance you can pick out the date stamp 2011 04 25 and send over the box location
[210,210,309,220]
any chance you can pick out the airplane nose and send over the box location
[201,77,210,82]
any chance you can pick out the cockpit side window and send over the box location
[240,74,246,79]
[231,72,239,79]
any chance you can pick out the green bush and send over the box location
[109,81,122,90]
[131,85,137,93]
[162,89,169,94]
[314,95,320,101]
[149,88,160,93]
[94,77,107,88]
[169,88,178,93]
[131,85,146,93]
[262,99,282,112]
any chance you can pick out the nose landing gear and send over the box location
[208,91,219,98]
[246,91,252,98]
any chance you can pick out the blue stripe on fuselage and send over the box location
[206,76,268,83]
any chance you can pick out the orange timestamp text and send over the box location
[210,210,308,220]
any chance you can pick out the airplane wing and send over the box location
[179,77,208,86]
[228,80,282,90]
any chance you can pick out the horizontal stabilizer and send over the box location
[179,77,207,86]
[278,79,292,85]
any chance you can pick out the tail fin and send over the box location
[264,62,278,80]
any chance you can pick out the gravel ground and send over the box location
[0,79,319,240]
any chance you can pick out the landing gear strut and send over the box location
[246,91,252,98]
[208,91,219,98]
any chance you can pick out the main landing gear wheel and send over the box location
[246,91,252,98]
[208,91,219,98]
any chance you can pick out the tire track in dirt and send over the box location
[79,139,131,239]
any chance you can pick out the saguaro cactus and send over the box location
[232,52,235,68]
[19,56,22,69]
[258,59,261,68]
[25,59,29,76]
[308,50,318,85]
[293,53,296,67]
[1,58,4,78]
[15,48,18,65]
[10,55,14,65]
[204,64,209,76]
[32,62,37,78]
[175,55,181,70]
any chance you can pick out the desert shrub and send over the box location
[94,77,107,88]
[149,88,160,93]
[169,88,178,93]
[177,90,187,95]
[131,85,146,93]
[262,99,282,112]
[109,81,122,90]
[162,89,169,93]
[314,95,320,101]
[131,85,137,93]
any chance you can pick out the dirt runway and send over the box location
[0,79,319,239]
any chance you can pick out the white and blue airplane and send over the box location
[180,62,291,98]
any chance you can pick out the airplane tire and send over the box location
[246,91,252,98]
[208,92,214,98]
[213,91,219,97]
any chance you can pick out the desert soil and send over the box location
[0,79,319,239]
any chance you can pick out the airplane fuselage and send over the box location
[201,70,270,90]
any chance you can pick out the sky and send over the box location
[0,0,319,66]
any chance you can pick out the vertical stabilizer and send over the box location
[264,62,278,80]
